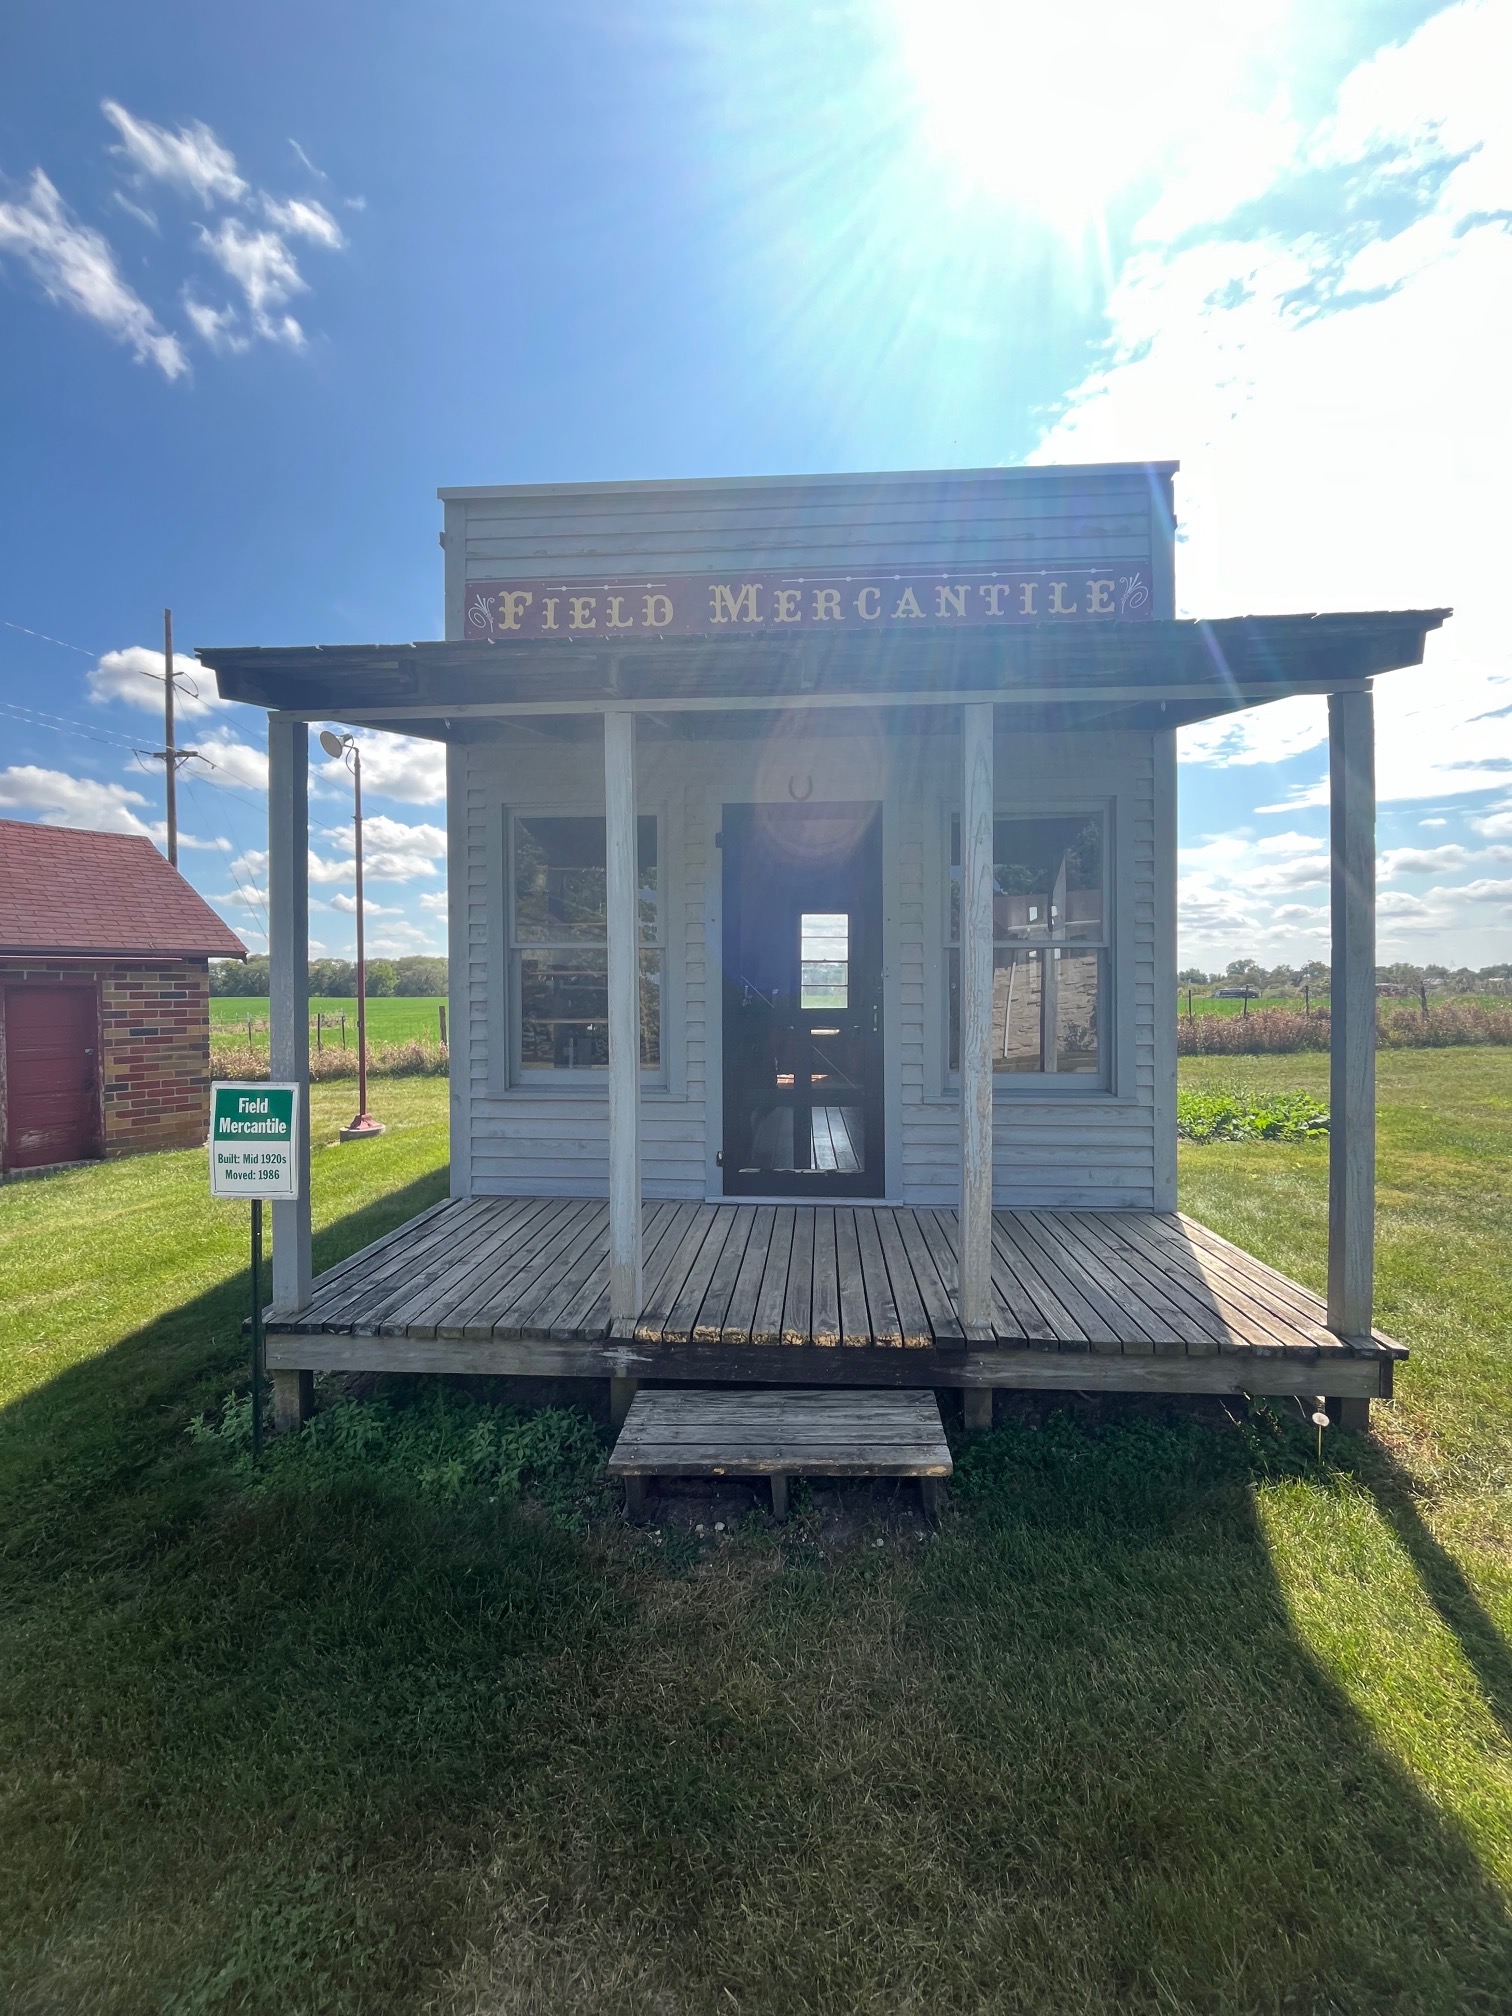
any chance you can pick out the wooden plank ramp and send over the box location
[606,1386,952,1520]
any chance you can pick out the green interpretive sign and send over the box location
[209,1082,301,1200]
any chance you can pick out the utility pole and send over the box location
[149,608,198,865]
[163,609,177,865]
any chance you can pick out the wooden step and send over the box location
[606,1386,951,1519]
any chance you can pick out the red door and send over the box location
[3,987,100,1170]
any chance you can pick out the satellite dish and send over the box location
[318,729,345,760]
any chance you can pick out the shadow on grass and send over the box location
[1366,1453,1512,1747]
[2,1207,1512,2012]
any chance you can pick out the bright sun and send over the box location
[889,0,1286,234]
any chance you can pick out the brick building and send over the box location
[0,819,246,1172]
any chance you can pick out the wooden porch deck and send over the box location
[265,1197,1402,1401]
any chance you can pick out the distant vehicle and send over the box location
[1213,986,1260,1000]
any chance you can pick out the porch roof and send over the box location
[199,608,1447,739]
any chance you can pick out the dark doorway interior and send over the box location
[1,985,100,1171]
[721,802,883,1198]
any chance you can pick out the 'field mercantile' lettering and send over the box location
[464,566,1151,640]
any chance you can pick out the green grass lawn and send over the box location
[210,996,448,1047]
[2,1058,1511,2012]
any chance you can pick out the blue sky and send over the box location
[2,0,1509,971]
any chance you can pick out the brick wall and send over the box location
[0,957,212,1159]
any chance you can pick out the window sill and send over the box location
[920,1085,1136,1106]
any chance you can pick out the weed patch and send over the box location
[1176,1085,1329,1141]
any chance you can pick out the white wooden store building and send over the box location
[201,463,1445,1439]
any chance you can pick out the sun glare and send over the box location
[890,0,1285,234]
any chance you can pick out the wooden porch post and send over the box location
[267,713,313,1431]
[959,702,995,1336]
[1326,689,1376,1389]
[604,709,643,1334]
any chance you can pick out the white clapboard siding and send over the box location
[443,466,1174,610]
[452,721,1165,1211]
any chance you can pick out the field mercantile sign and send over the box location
[464,566,1152,641]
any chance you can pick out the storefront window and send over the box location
[510,814,660,1073]
[946,813,1107,1080]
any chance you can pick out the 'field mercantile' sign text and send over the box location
[463,567,1151,642]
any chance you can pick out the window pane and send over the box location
[948,948,1103,1077]
[800,911,849,1008]
[513,815,658,944]
[517,949,661,1070]
[949,814,1103,942]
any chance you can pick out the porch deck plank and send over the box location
[894,1208,964,1346]
[781,1207,816,1347]
[854,1205,904,1348]
[633,1204,716,1343]
[1019,1211,1169,1352]
[312,1198,522,1332]
[662,1210,741,1345]
[437,1198,599,1341]
[992,1212,1112,1348]
[835,1208,870,1347]
[749,1206,795,1346]
[810,1208,841,1348]
[267,1197,1397,1375]
[1065,1212,1227,1353]
[488,1201,611,1340]
[371,1199,555,1338]
[692,1206,758,1344]
[872,1207,933,1350]
[1118,1214,1333,1356]
[719,1204,775,1345]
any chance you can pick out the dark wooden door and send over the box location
[2,986,100,1170]
[721,803,884,1198]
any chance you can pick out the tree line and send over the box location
[1177,959,1512,993]
[211,956,448,997]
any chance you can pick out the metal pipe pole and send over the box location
[354,744,368,1120]
[338,739,384,1140]
[251,1197,263,1464]
[164,608,178,867]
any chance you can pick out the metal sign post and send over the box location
[210,1082,302,1458]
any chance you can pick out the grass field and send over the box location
[2,1055,1510,2012]
[210,996,448,1048]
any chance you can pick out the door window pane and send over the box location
[800,912,849,1008]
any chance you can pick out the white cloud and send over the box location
[1033,0,1512,964]
[217,883,269,912]
[418,889,450,913]
[261,196,343,248]
[183,294,250,354]
[1420,817,1447,828]
[196,218,308,347]
[1380,844,1471,878]
[317,731,446,806]
[322,813,447,882]
[192,733,268,792]
[102,100,247,206]
[0,765,157,836]
[88,644,231,717]
[1178,696,1328,771]
[1440,877,1512,905]
[326,892,400,915]
[1377,891,1434,920]
[368,921,446,956]
[0,169,187,379]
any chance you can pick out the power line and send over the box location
[1,618,100,657]
[0,697,148,754]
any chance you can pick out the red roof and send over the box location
[0,819,248,959]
